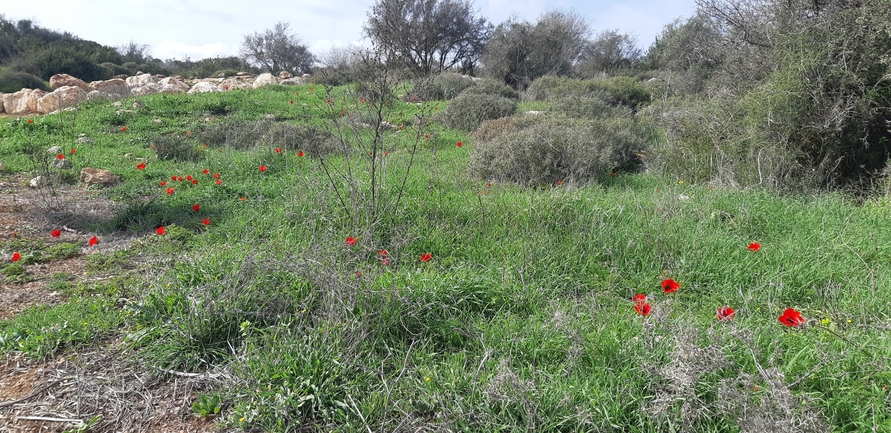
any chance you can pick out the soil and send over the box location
[0,172,229,432]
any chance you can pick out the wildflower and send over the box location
[202,218,211,226]
[275,147,283,153]
[661,278,680,294]
[298,151,304,157]
[56,154,65,160]
[381,258,390,266]
[239,197,246,201]
[70,149,76,154]
[779,307,805,327]
[633,294,647,304]
[556,180,563,186]
[610,173,616,177]
[159,181,167,186]
[121,126,127,132]
[166,187,175,195]
[289,100,294,104]
[27,119,33,124]
[186,175,193,181]
[419,252,432,263]
[11,252,21,262]
[379,249,388,256]
[156,226,166,236]
[136,162,146,170]
[202,169,209,175]
[192,203,201,212]
[424,133,429,140]
[355,271,362,278]
[215,179,222,185]
[346,237,357,246]
[213,172,221,179]
[634,302,652,316]
[259,165,267,172]
[171,175,178,181]
[456,141,463,147]
[51,229,61,238]
[191,179,198,185]
[186,131,191,136]
[177,176,183,181]
[88,236,98,246]
[717,306,735,320]
[748,242,761,252]
[295,91,299,95]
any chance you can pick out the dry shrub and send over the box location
[257,122,338,157]
[410,72,477,101]
[458,78,520,100]
[469,114,652,186]
[470,114,541,142]
[526,75,651,108]
[437,92,517,131]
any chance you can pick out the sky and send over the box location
[3,0,698,62]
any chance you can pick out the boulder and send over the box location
[131,82,160,96]
[187,82,222,94]
[0,95,4,114]
[253,73,279,88]
[80,168,120,187]
[158,77,190,94]
[2,89,45,115]
[29,176,43,188]
[126,73,154,88]
[49,74,89,91]
[37,86,87,114]
[279,71,293,79]
[88,78,131,98]
[47,146,62,154]
[280,77,305,86]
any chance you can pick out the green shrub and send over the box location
[469,114,653,186]
[525,76,651,108]
[152,134,201,162]
[410,73,477,101]
[525,76,590,101]
[0,68,49,93]
[198,119,273,150]
[549,96,633,119]
[458,78,520,100]
[437,92,517,131]
[259,122,338,157]
[470,114,541,142]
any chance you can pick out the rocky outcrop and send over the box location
[158,77,190,94]
[279,71,293,79]
[37,86,87,114]
[131,82,160,96]
[88,78,131,99]
[253,73,279,88]
[80,168,120,187]
[50,74,89,91]
[126,73,154,88]
[187,82,222,94]
[2,89,47,115]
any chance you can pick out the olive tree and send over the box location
[239,21,316,74]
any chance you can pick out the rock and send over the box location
[76,136,94,144]
[112,101,122,107]
[302,73,311,79]
[131,82,160,96]
[49,74,89,91]
[29,176,43,188]
[187,82,222,94]
[115,109,136,115]
[133,99,146,109]
[1,89,46,115]
[53,158,73,169]
[88,78,131,98]
[47,146,62,154]
[253,73,279,88]
[126,73,154,88]
[237,71,253,77]
[153,118,163,125]
[279,71,293,79]
[36,86,87,114]
[80,168,120,187]
[264,114,276,120]
[218,78,247,91]
[280,77,305,86]
[158,77,190,94]
[0,96,4,114]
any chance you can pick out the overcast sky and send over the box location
[4,0,698,62]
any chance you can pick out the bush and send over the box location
[458,78,519,100]
[198,120,272,150]
[258,122,338,157]
[409,73,477,101]
[526,75,651,108]
[152,134,201,162]
[549,96,632,119]
[469,114,653,187]
[436,92,517,131]
[0,68,49,92]
[470,114,541,142]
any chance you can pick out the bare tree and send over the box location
[575,30,641,76]
[117,40,153,64]
[239,22,316,74]
[364,0,492,76]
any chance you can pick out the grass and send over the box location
[1,82,890,432]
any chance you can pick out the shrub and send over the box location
[471,114,541,142]
[526,75,651,108]
[549,96,633,119]
[409,73,477,101]
[0,68,49,93]
[436,92,517,131]
[152,134,201,162]
[458,78,519,100]
[258,122,338,157]
[469,114,653,186]
[198,120,273,150]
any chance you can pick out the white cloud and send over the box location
[154,41,234,60]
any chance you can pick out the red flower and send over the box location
[11,252,21,262]
[748,242,761,252]
[136,162,146,170]
[289,100,294,104]
[88,236,98,246]
[633,294,647,304]
[202,218,211,226]
[419,252,432,263]
[51,229,61,238]
[186,175,193,181]
[70,149,76,154]
[186,131,191,136]
[202,169,210,175]
[275,147,283,153]
[27,119,33,124]
[177,176,183,181]
[661,278,680,294]
[156,226,166,236]
[456,141,463,147]
[224,85,229,91]
[610,172,616,177]
[166,187,175,195]
[215,179,222,185]
[239,197,246,201]
[192,203,201,212]
[191,179,198,185]
[171,175,177,180]
[381,258,390,266]
[424,133,429,140]
[259,165,267,172]
[379,249,388,256]
[634,302,652,316]
[56,154,65,160]
[717,306,735,320]
[159,181,167,186]
[213,172,221,179]
[121,126,127,132]
[556,180,563,185]
[295,91,299,95]
[779,307,805,327]
[297,151,304,157]
[346,237,357,246]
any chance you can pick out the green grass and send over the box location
[1,83,890,432]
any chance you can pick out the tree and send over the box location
[239,22,315,74]
[575,30,641,76]
[482,10,590,89]
[118,40,153,64]
[364,0,492,76]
